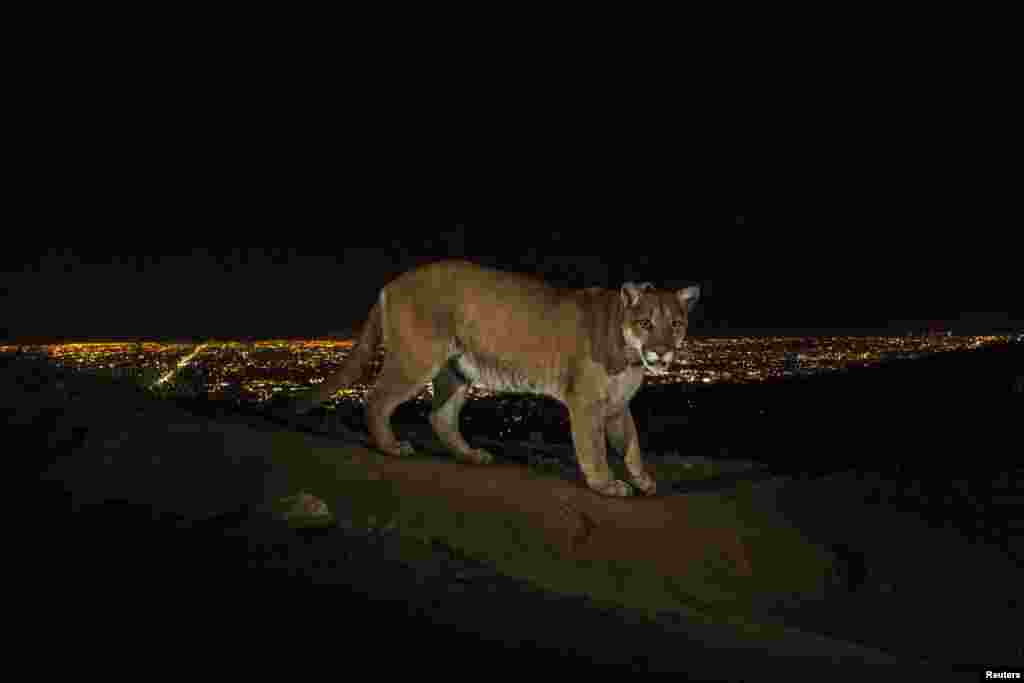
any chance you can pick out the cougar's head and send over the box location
[621,282,700,375]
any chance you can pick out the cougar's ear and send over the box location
[621,282,654,308]
[677,285,701,312]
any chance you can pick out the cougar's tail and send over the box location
[292,298,384,415]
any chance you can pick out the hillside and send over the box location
[16,350,1021,677]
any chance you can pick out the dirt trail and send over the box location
[309,443,756,578]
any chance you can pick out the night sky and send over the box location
[2,221,1020,342]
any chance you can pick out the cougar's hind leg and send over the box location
[366,295,459,458]
[366,355,438,458]
[430,363,494,464]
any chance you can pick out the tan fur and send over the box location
[296,260,699,497]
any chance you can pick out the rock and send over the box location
[274,491,333,528]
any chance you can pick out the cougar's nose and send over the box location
[643,352,674,369]
[647,346,674,363]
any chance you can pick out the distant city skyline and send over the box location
[5,318,1020,346]
[15,332,1014,405]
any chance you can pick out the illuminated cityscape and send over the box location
[2,333,1016,406]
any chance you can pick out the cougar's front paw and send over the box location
[376,440,416,457]
[589,479,634,497]
[459,448,495,464]
[632,473,657,495]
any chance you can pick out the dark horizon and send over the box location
[3,224,1021,344]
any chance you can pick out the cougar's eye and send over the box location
[672,319,685,329]
[638,319,653,331]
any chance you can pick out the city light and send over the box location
[1,332,1016,406]
[154,343,209,386]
